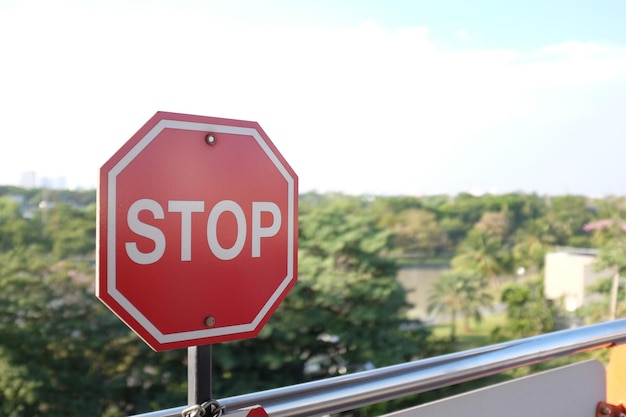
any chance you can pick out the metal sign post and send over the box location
[188,345,212,405]
[97,112,297,417]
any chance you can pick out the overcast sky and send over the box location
[1,0,626,196]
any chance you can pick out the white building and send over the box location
[544,247,611,311]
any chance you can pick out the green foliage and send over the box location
[491,277,558,341]
[0,247,188,416]
[451,230,512,286]
[0,186,96,208]
[473,211,511,241]
[511,219,555,269]
[388,208,448,257]
[547,195,596,247]
[0,194,95,258]
[211,197,430,398]
[595,236,626,276]
[577,276,619,323]
[44,203,96,259]
[427,269,493,341]
[579,231,626,322]
[0,197,40,251]
[0,187,615,415]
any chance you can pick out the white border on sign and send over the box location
[107,120,296,344]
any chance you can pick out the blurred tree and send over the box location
[437,193,485,230]
[594,234,626,320]
[473,211,510,242]
[511,219,557,270]
[579,276,623,323]
[212,197,430,397]
[0,197,40,251]
[435,193,547,256]
[438,216,469,251]
[546,195,596,247]
[427,270,492,341]
[580,216,626,320]
[390,208,447,257]
[451,230,512,287]
[0,247,187,416]
[491,277,558,341]
[0,187,614,415]
[372,196,422,215]
[44,203,96,258]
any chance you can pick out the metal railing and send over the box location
[134,319,626,417]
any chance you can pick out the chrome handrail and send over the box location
[133,319,626,417]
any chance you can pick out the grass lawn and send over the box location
[428,312,608,372]
[429,312,508,351]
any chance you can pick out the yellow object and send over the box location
[607,344,626,404]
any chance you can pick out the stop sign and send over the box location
[97,111,298,351]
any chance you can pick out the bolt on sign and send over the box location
[97,112,298,351]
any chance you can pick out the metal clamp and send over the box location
[182,400,224,417]
[597,401,626,417]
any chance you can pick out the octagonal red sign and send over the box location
[97,111,298,351]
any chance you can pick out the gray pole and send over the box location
[188,345,213,405]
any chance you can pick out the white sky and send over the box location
[1,0,626,196]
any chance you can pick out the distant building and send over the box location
[544,247,612,311]
[40,176,67,190]
[20,171,36,188]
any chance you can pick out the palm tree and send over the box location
[427,269,493,341]
[595,236,626,320]
[512,234,545,270]
[451,230,510,287]
[585,217,626,320]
